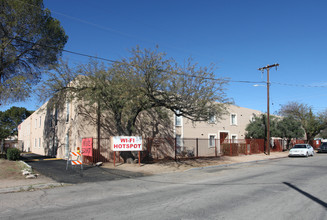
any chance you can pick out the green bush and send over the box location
[7,148,21,161]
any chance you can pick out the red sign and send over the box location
[82,138,93,156]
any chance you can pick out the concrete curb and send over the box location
[22,158,64,162]
[0,182,68,194]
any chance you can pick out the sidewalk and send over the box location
[0,152,289,193]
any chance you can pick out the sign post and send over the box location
[111,136,143,167]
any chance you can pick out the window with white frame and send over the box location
[208,134,217,148]
[39,116,41,127]
[35,119,37,129]
[208,112,215,124]
[175,110,182,126]
[35,138,37,148]
[39,138,41,148]
[231,113,237,125]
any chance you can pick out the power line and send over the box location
[10,1,327,88]
[5,37,327,88]
[6,37,257,83]
[15,0,207,59]
[230,80,266,84]
[271,81,327,88]
[61,49,117,63]
[6,36,117,63]
[11,0,327,89]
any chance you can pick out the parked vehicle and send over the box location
[289,144,314,157]
[317,142,327,153]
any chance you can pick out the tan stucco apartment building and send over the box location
[173,105,262,156]
[18,99,99,159]
[18,99,262,160]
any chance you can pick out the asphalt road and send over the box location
[22,155,146,184]
[1,154,327,220]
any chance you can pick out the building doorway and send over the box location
[218,131,229,154]
[220,132,229,144]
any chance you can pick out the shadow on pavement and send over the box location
[283,182,327,209]
[22,154,147,184]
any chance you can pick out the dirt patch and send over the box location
[0,159,27,180]
[102,152,289,175]
[0,159,57,190]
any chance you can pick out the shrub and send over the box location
[7,148,21,161]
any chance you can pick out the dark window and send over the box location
[293,145,306,149]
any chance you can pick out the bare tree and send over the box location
[279,101,325,142]
[40,47,231,162]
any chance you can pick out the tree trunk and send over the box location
[116,110,140,164]
[120,151,136,163]
[286,139,291,150]
[119,120,137,164]
[0,139,4,154]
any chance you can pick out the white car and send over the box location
[289,144,315,157]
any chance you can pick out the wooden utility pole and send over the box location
[96,99,101,163]
[258,64,279,155]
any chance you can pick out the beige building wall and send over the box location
[18,97,174,159]
[49,98,99,159]
[18,98,98,159]
[174,104,262,154]
[19,102,48,155]
[19,99,262,159]
[18,117,31,152]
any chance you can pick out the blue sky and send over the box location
[2,0,327,114]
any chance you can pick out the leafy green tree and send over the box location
[276,116,304,149]
[318,109,327,139]
[40,47,230,161]
[279,102,326,142]
[245,114,279,140]
[0,111,10,140]
[318,129,327,139]
[317,109,327,138]
[245,114,266,139]
[0,106,32,153]
[0,106,32,137]
[0,0,68,105]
